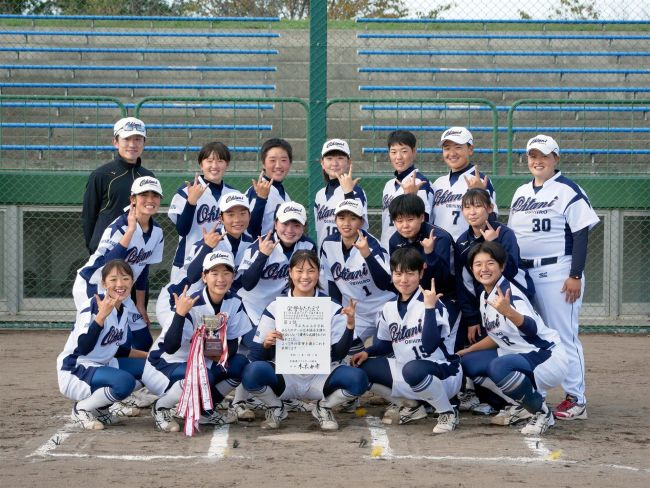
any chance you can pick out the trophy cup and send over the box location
[203,313,228,357]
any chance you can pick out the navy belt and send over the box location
[521,257,558,269]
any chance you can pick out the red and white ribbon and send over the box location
[215,312,229,368]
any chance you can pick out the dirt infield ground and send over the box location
[1,331,648,488]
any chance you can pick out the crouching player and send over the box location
[457,242,568,435]
[351,248,462,434]
[241,250,369,431]
[58,260,145,430]
[143,251,251,433]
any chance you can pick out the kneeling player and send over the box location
[242,250,368,431]
[457,242,568,435]
[351,248,462,434]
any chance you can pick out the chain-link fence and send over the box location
[0,0,648,326]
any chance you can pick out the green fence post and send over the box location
[308,0,328,238]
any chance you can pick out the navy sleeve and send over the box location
[569,227,589,277]
[81,172,103,253]
[424,232,453,294]
[186,243,213,283]
[175,202,196,237]
[135,265,149,291]
[76,321,103,355]
[162,313,186,355]
[227,338,239,358]
[248,342,273,362]
[115,345,131,358]
[327,280,343,304]
[420,308,442,355]
[364,338,394,357]
[247,194,266,238]
[497,226,521,281]
[104,242,129,262]
[330,327,354,362]
[364,253,392,290]
[240,252,269,291]
[519,315,538,337]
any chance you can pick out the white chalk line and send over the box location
[27,421,76,458]
[207,424,230,458]
[524,436,552,458]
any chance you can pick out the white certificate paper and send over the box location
[275,296,331,375]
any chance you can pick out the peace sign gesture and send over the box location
[173,285,200,316]
[341,298,357,329]
[486,286,512,316]
[185,173,207,205]
[94,293,119,326]
[464,166,490,190]
[420,229,436,255]
[258,231,278,256]
[480,221,501,242]
[202,221,223,249]
[353,229,371,258]
[251,171,272,200]
[421,278,443,309]
[337,162,361,194]
[399,172,425,194]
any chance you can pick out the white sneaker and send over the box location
[337,397,360,413]
[199,408,238,426]
[261,405,287,430]
[312,401,339,431]
[284,399,315,412]
[491,405,533,426]
[215,399,231,410]
[458,390,480,412]
[520,408,555,435]
[382,404,402,425]
[152,403,180,433]
[399,404,428,425]
[471,403,497,416]
[94,406,122,426]
[71,404,104,430]
[131,387,158,408]
[245,397,267,411]
[432,410,459,434]
[109,400,141,417]
[232,401,256,421]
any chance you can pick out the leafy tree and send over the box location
[328,0,408,19]
[552,0,600,19]
[415,2,456,19]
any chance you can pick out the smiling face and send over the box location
[113,134,145,164]
[391,266,423,301]
[202,264,234,299]
[200,151,229,184]
[275,220,304,246]
[101,267,134,303]
[462,201,491,231]
[388,143,416,173]
[393,214,424,240]
[321,152,351,180]
[221,205,250,238]
[441,141,473,172]
[527,148,558,185]
[263,147,291,182]
[288,259,320,297]
[335,211,363,240]
[130,191,161,218]
[471,251,504,291]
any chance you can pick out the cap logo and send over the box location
[284,206,303,214]
[140,178,158,187]
[530,138,548,144]
[212,252,229,261]
[225,194,244,203]
[444,129,463,137]
[327,141,345,148]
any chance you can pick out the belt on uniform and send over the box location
[521,257,558,269]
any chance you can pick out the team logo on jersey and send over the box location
[433,189,463,206]
[261,262,290,280]
[510,196,559,213]
[331,262,369,281]
[197,204,220,224]
[125,247,154,265]
[100,325,124,346]
[130,312,143,322]
[388,319,423,343]
[382,194,394,211]
[483,312,501,332]
[315,203,336,222]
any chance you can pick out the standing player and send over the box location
[430,127,498,241]
[246,138,294,237]
[508,135,599,421]
[167,141,238,282]
[313,138,368,250]
[457,242,569,435]
[380,130,433,250]
[81,117,154,254]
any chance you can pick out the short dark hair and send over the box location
[101,259,134,282]
[387,130,417,149]
[390,247,424,273]
[287,250,320,292]
[198,141,231,165]
[461,188,492,209]
[389,193,425,221]
[261,138,293,164]
[467,241,507,268]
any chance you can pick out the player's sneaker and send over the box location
[109,399,141,417]
[432,409,459,434]
[232,401,256,421]
[260,405,287,430]
[520,408,555,435]
[381,404,402,425]
[312,401,339,431]
[152,402,180,433]
[491,404,533,426]
[458,390,480,412]
[245,397,267,411]
[471,403,497,416]
[215,399,231,410]
[131,387,158,408]
[337,397,360,413]
[199,408,238,426]
[283,399,315,412]
[71,404,104,430]
[94,406,123,426]
[554,395,588,420]
[399,404,428,425]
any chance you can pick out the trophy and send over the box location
[203,312,228,357]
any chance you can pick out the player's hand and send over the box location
[138,306,152,328]
[399,172,425,194]
[173,285,200,316]
[185,173,207,205]
[561,276,582,304]
[263,330,284,349]
[341,298,357,329]
[350,351,368,367]
[258,231,278,256]
[467,324,482,344]
[94,293,118,325]
[126,203,137,234]
[421,278,443,309]
[353,229,371,258]
[480,221,501,242]
[464,166,490,190]
[486,286,512,316]
[420,229,436,255]
[202,222,223,249]
[251,171,272,200]
[456,347,470,357]
[337,163,361,194]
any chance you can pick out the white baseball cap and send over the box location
[276,201,307,225]
[527,134,560,156]
[202,250,235,272]
[321,138,351,158]
[440,127,473,146]
[219,191,250,213]
[131,176,163,197]
[114,117,146,139]
[334,199,365,219]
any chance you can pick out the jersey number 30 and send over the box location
[532,218,551,232]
